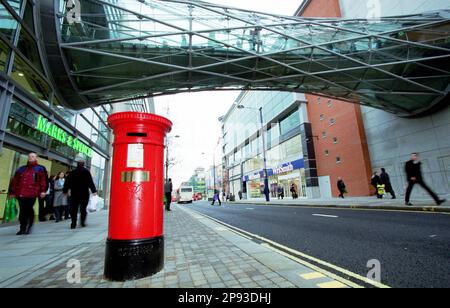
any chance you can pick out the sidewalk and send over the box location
[232,195,450,213]
[0,205,352,288]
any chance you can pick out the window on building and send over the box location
[0,3,19,42]
[11,53,51,105]
[320,114,325,121]
[333,137,338,144]
[330,118,336,126]
[280,135,302,160]
[336,156,341,164]
[280,109,300,136]
[317,97,321,104]
[324,150,329,156]
[327,100,333,107]
[322,131,327,139]
[0,40,10,73]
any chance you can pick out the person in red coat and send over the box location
[9,152,48,235]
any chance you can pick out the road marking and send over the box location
[246,208,255,210]
[313,214,338,218]
[227,202,448,215]
[261,243,361,289]
[215,227,228,231]
[186,208,392,288]
[317,281,347,289]
[429,235,437,238]
[301,272,326,280]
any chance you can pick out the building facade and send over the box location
[0,0,155,220]
[297,0,374,198]
[297,0,450,199]
[221,91,319,200]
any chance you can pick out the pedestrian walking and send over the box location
[211,189,221,206]
[337,177,347,199]
[38,175,52,222]
[9,152,48,235]
[53,172,68,223]
[164,179,173,211]
[277,185,284,200]
[290,183,298,199]
[371,172,382,198]
[380,168,396,199]
[63,156,97,229]
[238,190,243,200]
[405,153,446,206]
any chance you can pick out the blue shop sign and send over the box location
[272,159,304,175]
[242,159,304,181]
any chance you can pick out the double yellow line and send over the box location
[190,208,391,289]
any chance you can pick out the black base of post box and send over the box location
[104,237,164,281]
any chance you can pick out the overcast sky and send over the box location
[155,0,303,189]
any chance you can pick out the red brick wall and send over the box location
[299,0,373,197]
[299,0,342,17]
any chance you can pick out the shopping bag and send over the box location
[87,195,100,212]
[3,197,18,223]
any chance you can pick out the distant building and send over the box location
[220,91,320,200]
[296,0,450,199]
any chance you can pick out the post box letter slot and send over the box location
[127,132,147,137]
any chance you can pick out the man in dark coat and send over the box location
[380,168,396,199]
[64,156,97,229]
[10,152,48,235]
[337,177,346,199]
[405,153,446,206]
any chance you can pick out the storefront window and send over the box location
[6,116,46,145]
[0,147,16,220]
[11,53,51,105]
[248,179,263,199]
[0,40,10,72]
[17,27,44,73]
[75,114,93,138]
[52,98,75,125]
[92,133,109,152]
[8,100,48,146]
[50,138,74,157]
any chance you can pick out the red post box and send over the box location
[104,112,172,281]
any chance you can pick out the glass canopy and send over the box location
[23,1,450,114]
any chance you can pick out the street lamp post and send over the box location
[258,107,270,202]
[213,151,216,192]
[237,105,270,202]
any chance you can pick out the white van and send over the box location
[178,186,194,204]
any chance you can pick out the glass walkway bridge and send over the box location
[37,1,450,115]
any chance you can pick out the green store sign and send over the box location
[35,115,93,158]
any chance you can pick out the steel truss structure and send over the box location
[43,0,450,115]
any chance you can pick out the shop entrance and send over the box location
[0,148,70,221]
[274,170,306,199]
